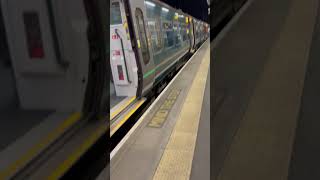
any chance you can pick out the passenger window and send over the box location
[111,2,122,25]
[163,21,174,48]
[148,18,162,53]
[181,23,187,41]
[23,12,45,58]
[173,22,181,45]
[166,30,174,47]
[135,9,150,64]
[146,2,163,53]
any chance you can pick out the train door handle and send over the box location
[115,29,131,83]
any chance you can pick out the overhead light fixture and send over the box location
[162,7,169,12]
[145,1,155,7]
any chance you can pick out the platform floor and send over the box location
[107,40,210,180]
[212,0,319,179]
[190,68,210,180]
[288,1,320,179]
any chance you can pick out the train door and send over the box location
[110,0,140,116]
[127,0,155,96]
[83,0,109,118]
[0,0,93,178]
[1,0,90,111]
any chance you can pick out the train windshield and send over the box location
[111,2,122,25]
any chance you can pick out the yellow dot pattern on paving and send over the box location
[153,46,210,180]
[148,89,181,128]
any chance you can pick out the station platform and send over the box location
[99,40,210,180]
[212,0,320,179]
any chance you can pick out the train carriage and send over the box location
[0,0,208,177]
[110,0,209,121]
[110,0,209,117]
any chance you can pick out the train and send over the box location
[0,0,208,178]
[110,0,209,118]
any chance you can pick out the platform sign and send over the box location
[148,89,181,128]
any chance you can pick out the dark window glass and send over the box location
[136,8,150,64]
[23,11,44,58]
[111,2,122,25]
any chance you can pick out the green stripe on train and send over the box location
[143,47,189,79]
[143,68,156,79]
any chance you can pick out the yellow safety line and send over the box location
[153,44,210,180]
[47,122,107,180]
[50,98,143,178]
[0,112,82,179]
[110,99,146,137]
[110,96,136,120]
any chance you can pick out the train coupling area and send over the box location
[99,40,210,180]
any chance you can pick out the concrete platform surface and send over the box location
[109,40,210,180]
[212,0,318,179]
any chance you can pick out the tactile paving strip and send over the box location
[153,46,210,180]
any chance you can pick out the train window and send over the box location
[160,8,174,49]
[111,2,122,25]
[23,12,45,58]
[182,24,188,42]
[135,8,150,64]
[162,21,174,48]
[166,31,174,47]
[146,2,163,53]
[156,19,163,50]
[173,22,181,46]
[148,20,162,53]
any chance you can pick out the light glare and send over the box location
[145,1,155,7]
[162,7,169,12]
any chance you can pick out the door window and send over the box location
[111,2,122,25]
[135,8,150,64]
